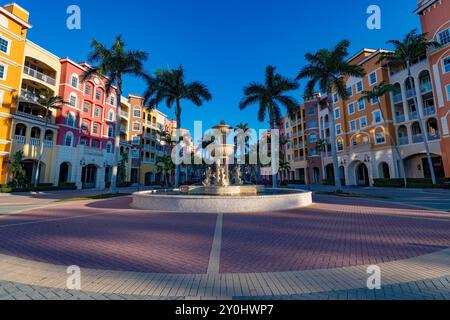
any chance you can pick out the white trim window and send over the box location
[375,128,386,144]
[106,142,113,153]
[359,116,367,128]
[71,74,79,89]
[446,85,450,102]
[108,110,114,121]
[85,84,92,96]
[0,63,7,80]
[368,71,377,86]
[349,119,357,132]
[358,98,365,112]
[373,110,383,124]
[133,108,141,118]
[108,125,114,138]
[0,90,4,105]
[333,93,339,104]
[356,80,363,93]
[66,112,76,127]
[336,137,344,152]
[68,93,78,108]
[438,28,450,46]
[335,123,342,135]
[0,35,11,55]
[64,132,74,147]
[346,86,353,98]
[93,123,99,134]
[94,107,101,118]
[348,102,355,115]
[371,97,379,105]
[132,122,140,131]
[334,107,341,119]
[109,95,115,106]
[132,135,140,145]
[443,56,450,74]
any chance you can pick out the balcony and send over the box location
[409,111,419,120]
[44,140,53,148]
[412,134,424,144]
[395,114,406,123]
[121,111,129,118]
[350,142,372,153]
[423,106,436,116]
[14,135,26,144]
[398,136,409,145]
[19,89,41,104]
[120,125,127,133]
[29,138,41,147]
[23,66,56,86]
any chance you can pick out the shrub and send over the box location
[373,178,450,189]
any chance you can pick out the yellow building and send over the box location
[0,3,31,185]
[9,39,61,185]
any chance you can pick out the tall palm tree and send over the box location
[362,81,408,187]
[296,40,366,192]
[234,122,250,165]
[378,29,440,185]
[82,36,148,194]
[144,66,212,187]
[279,160,291,184]
[33,89,65,188]
[240,65,299,189]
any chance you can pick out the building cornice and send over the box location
[0,7,31,29]
[414,0,439,14]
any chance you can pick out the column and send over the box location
[400,82,409,122]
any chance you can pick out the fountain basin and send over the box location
[131,189,313,213]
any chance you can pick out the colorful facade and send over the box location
[415,0,450,177]
[0,3,31,184]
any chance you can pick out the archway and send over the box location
[356,163,370,186]
[144,172,153,186]
[339,166,346,186]
[81,164,97,189]
[312,167,320,184]
[378,162,390,179]
[59,162,71,184]
[325,164,335,184]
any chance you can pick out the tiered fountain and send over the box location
[132,121,312,213]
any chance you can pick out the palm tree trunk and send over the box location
[174,100,181,188]
[407,64,437,185]
[269,112,278,189]
[110,82,122,194]
[378,101,408,188]
[33,107,50,188]
[327,94,342,192]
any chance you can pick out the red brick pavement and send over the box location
[220,195,450,273]
[0,195,449,274]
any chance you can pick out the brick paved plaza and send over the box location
[0,193,449,300]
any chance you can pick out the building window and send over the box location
[371,97,379,105]
[356,81,363,93]
[348,102,355,115]
[81,122,88,132]
[309,134,317,143]
[0,64,6,80]
[308,107,315,115]
[85,85,92,95]
[108,110,114,121]
[369,71,377,85]
[358,98,365,111]
[133,108,141,118]
[131,149,139,159]
[71,74,79,88]
[133,123,140,131]
[109,95,115,105]
[349,120,357,132]
[443,56,450,74]
[359,116,367,128]
[132,136,140,145]
[94,107,100,117]
[106,143,112,153]
[66,113,76,127]
[336,124,342,135]
[69,93,77,108]
[93,123,99,134]
[64,132,74,146]
[337,138,344,152]
[83,102,90,113]
[108,125,114,138]
[308,120,317,128]
[375,128,386,144]
[80,138,87,145]
[0,36,10,54]
[346,86,353,97]
[334,108,341,119]
[333,93,339,104]
[447,85,450,101]
[373,110,383,124]
[95,90,102,100]
[0,90,3,105]
[438,28,450,46]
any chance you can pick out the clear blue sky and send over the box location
[19,0,421,133]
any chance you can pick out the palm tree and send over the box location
[240,65,299,188]
[378,29,440,185]
[82,36,148,194]
[234,122,250,165]
[279,160,291,184]
[296,40,366,192]
[156,155,175,186]
[362,81,408,187]
[33,89,65,188]
[144,66,212,187]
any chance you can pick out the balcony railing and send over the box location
[44,140,53,148]
[23,66,56,86]
[423,106,436,116]
[412,134,424,144]
[14,135,26,144]
[20,89,42,104]
[398,136,409,145]
[120,126,127,133]
[29,138,41,147]
[409,111,419,120]
[395,114,406,123]
[121,111,129,118]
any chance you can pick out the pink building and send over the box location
[54,59,118,189]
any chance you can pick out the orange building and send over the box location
[415,0,450,178]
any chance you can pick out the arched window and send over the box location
[30,127,41,139]
[427,118,440,140]
[66,112,76,127]
[71,74,79,88]
[68,93,78,108]
[64,132,74,147]
[15,123,27,136]
[108,125,114,138]
[374,127,386,144]
[336,137,344,152]
[109,95,115,106]
[108,110,114,121]
[45,130,54,141]
[106,142,112,153]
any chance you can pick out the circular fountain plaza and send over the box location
[132,121,312,213]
